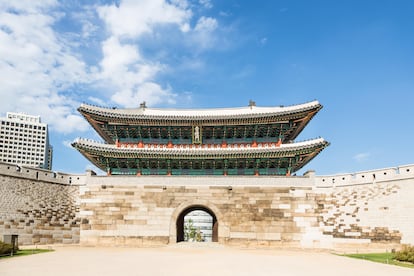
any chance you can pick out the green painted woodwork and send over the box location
[102,123,289,144]
[102,157,296,176]
[107,166,289,176]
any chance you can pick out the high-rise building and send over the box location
[0,112,53,170]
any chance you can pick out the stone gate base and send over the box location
[79,174,413,251]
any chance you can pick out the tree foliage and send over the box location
[184,219,203,242]
[394,245,414,264]
[0,241,14,256]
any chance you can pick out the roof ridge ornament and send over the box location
[139,101,147,110]
[248,100,256,109]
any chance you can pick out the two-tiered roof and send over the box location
[72,100,329,175]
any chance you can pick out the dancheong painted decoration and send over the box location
[72,100,329,176]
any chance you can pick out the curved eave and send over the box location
[288,108,319,141]
[72,138,329,172]
[80,112,113,144]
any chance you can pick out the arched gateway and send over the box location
[169,201,223,243]
[177,206,217,242]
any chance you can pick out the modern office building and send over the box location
[0,112,52,170]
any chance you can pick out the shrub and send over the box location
[394,245,414,264]
[0,241,14,256]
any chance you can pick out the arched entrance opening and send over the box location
[176,206,218,242]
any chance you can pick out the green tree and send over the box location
[184,219,204,242]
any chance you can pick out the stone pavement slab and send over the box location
[0,245,412,276]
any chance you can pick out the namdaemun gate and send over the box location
[2,98,413,249]
[72,100,329,176]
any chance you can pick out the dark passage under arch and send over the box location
[176,205,218,242]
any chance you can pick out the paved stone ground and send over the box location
[0,244,412,276]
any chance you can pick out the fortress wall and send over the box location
[314,164,414,188]
[1,160,413,250]
[0,162,87,185]
[0,165,82,245]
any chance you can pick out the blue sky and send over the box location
[1,0,413,175]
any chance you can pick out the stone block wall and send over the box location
[313,178,414,250]
[0,174,81,245]
[80,171,414,250]
[79,179,321,247]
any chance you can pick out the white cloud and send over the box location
[170,0,190,9]
[71,6,100,39]
[0,1,88,134]
[96,36,175,107]
[199,0,213,9]
[87,96,107,106]
[97,0,192,38]
[95,0,205,107]
[195,16,218,32]
[353,152,370,163]
[192,16,218,49]
[219,11,230,17]
[100,37,142,78]
[0,0,58,13]
[0,0,224,136]
[111,82,177,108]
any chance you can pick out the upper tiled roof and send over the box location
[78,100,321,121]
